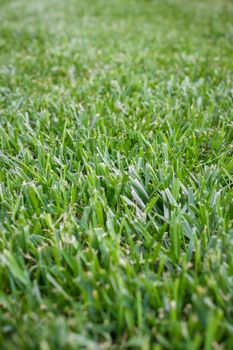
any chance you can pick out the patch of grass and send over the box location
[0,0,233,349]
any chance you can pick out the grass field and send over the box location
[0,0,233,349]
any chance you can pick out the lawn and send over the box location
[0,0,233,349]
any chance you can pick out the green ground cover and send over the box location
[0,0,233,349]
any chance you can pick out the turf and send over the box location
[0,0,233,349]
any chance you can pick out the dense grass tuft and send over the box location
[0,0,233,349]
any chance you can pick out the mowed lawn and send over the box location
[0,0,233,349]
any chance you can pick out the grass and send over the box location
[0,0,233,348]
